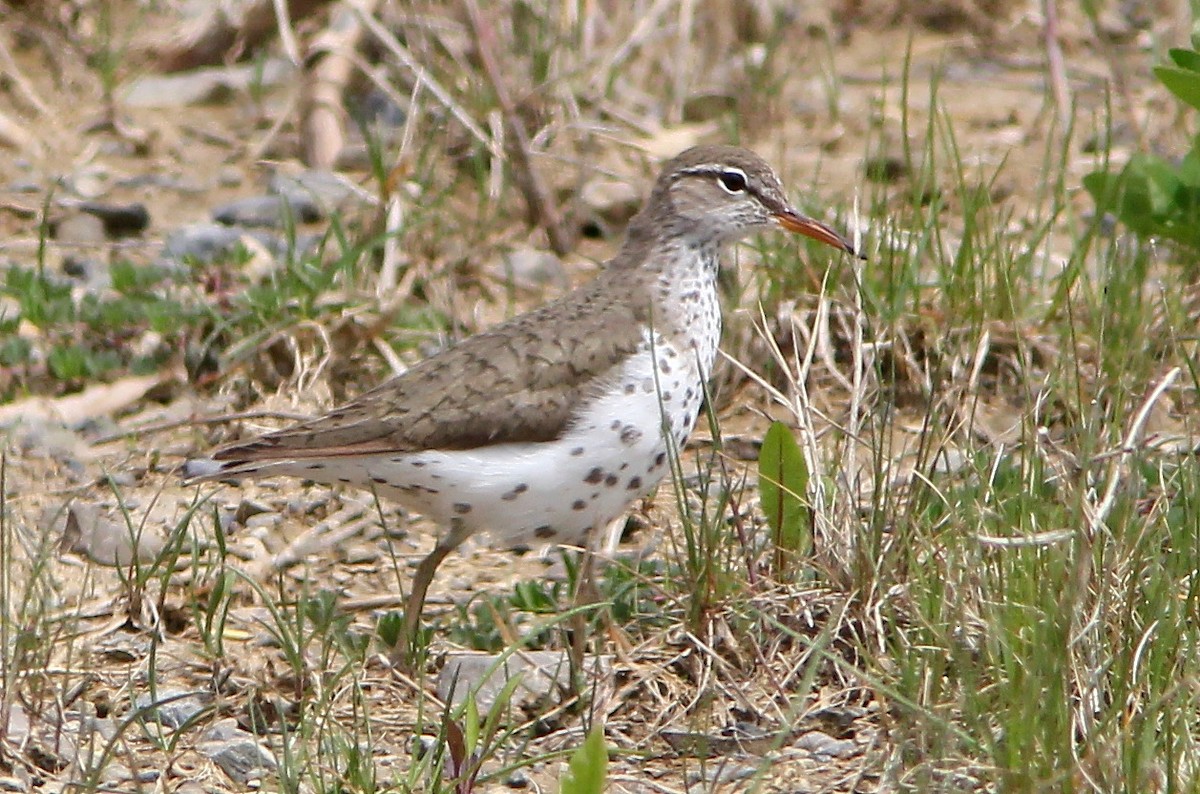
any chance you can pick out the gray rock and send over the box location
[99,763,133,786]
[503,771,531,789]
[58,502,167,568]
[203,718,243,742]
[122,72,231,107]
[120,59,293,109]
[52,213,107,245]
[580,179,640,222]
[235,499,274,523]
[217,167,243,188]
[7,417,90,477]
[686,764,758,785]
[352,87,408,128]
[494,246,568,290]
[212,194,322,228]
[795,730,857,759]
[248,230,322,264]
[269,169,363,212]
[133,768,160,784]
[437,651,612,712]
[134,687,206,729]
[199,721,277,785]
[244,512,283,531]
[341,543,379,564]
[3,704,29,745]
[115,173,205,193]
[77,201,150,237]
[66,166,110,199]
[161,223,247,264]
[62,255,108,290]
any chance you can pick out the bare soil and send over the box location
[0,2,1184,792]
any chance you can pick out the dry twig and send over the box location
[149,0,334,72]
[463,0,574,256]
[302,0,378,168]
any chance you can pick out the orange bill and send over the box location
[774,209,862,258]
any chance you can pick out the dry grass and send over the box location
[1,1,1199,792]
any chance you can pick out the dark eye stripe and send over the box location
[677,163,758,198]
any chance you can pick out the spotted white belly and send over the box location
[256,333,709,547]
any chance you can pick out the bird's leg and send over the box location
[567,541,598,687]
[395,517,473,668]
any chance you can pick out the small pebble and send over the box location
[795,730,857,759]
[77,200,151,237]
[218,167,244,188]
[504,771,530,789]
[212,194,322,228]
[133,688,206,730]
[53,212,107,244]
[161,222,246,264]
[269,169,360,210]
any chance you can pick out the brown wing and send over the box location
[212,280,645,463]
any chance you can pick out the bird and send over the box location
[185,144,858,655]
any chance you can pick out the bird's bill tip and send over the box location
[774,210,863,259]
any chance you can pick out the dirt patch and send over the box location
[0,1,1184,791]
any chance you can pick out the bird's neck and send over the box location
[597,218,724,350]
[615,209,724,282]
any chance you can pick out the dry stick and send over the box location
[1080,1,1148,151]
[0,33,48,116]
[669,0,695,126]
[463,0,573,256]
[150,0,334,72]
[845,199,867,534]
[247,80,305,160]
[377,81,422,298]
[302,0,377,168]
[355,6,500,159]
[1041,0,1071,131]
[588,0,676,92]
[1085,366,1181,539]
[0,108,39,153]
[271,0,302,65]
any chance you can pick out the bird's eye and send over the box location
[717,169,747,194]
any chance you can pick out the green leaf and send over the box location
[757,421,812,578]
[464,694,479,758]
[1085,153,1200,251]
[1169,47,1200,72]
[560,724,607,794]
[1155,65,1200,112]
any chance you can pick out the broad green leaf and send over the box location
[560,724,607,794]
[1180,145,1200,187]
[1155,65,1200,112]
[757,421,812,578]
[1085,151,1200,251]
[1168,47,1200,73]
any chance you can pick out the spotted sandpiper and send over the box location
[186,144,858,651]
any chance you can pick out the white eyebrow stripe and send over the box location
[678,163,738,176]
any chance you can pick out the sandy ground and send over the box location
[0,2,1182,791]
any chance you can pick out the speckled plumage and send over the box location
[186,144,857,644]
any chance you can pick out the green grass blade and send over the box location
[559,724,607,794]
